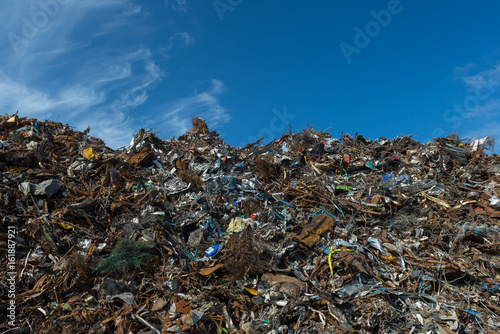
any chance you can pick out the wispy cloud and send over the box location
[453,63,500,144]
[161,31,194,57]
[0,0,216,148]
[452,63,477,79]
[463,100,500,119]
[0,71,104,115]
[155,79,231,136]
[456,64,500,120]
[173,31,194,46]
[461,65,500,91]
[165,0,188,12]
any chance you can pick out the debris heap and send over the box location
[1,114,500,333]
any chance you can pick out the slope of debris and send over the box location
[1,113,500,334]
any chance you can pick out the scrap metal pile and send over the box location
[1,113,500,334]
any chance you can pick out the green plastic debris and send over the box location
[335,185,353,190]
[94,239,154,274]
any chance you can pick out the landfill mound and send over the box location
[1,113,500,334]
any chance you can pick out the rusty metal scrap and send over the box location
[0,114,499,333]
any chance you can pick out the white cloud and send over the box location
[162,110,192,134]
[452,63,477,79]
[174,32,194,46]
[0,0,132,56]
[122,4,143,16]
[0,71,104,114]
[165,0,188,12]
[462,64,500,91]
[57,86,106,109]
[456,64,500,120]
[0,1,173,148]
[453,63,500,146]
[162,31,194,56]
[0,0,229,148]
[155,79,231,136]
[463,100,500,119]
[74,110,137,148]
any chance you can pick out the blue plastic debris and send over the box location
[205,244,221,257]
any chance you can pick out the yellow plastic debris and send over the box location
[328,247,353,275]
[82,147,100,161]
[227,217,247,234]
[328,245,334,275]
[57,221,75,229]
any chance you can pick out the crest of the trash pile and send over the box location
[1,112,500,334]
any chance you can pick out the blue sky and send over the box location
[1,0,500,149]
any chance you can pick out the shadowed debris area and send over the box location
[94,239,154,274]
[0,113,499,333]
[221,226,272,280]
